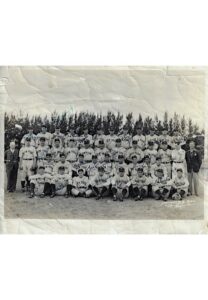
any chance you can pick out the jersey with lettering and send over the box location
[21,133,37,148]
[132,134,146,149]
[92,174,110,187]
[111,146,126,161]
[105,134,117,150]
[43,160,55,176]
[53,161,72,175]
[144,149,158,164]
[72,176,90,189]
[126,147,144,161]
[119,133,132,149]
[51,146,64,162]
[157,148,172,163]
[30,173,51,185]
[86,162,99,178]
[128,162,144,177]
[152,176,172,188]
[19,146,37,159]
[51,174,72,189]
[131,174,151,187]
[93,134,106,148]
[79,148,95,161]
[150,163,168,179]
[101,161,114,177]
[95,147,110,162]
[111,174,131,188]
[36,145,50,160]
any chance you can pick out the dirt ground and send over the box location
[4,170,204,220]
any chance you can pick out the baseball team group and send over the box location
[5,124,202,201]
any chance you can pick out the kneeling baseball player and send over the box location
[111,167,131,201]
[152,169,172,201]
[171,168,189,200]
[71,168,92,198]
[50,166,72,198]
[131,167,151,201]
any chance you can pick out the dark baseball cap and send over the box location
[25,137,31,141]
[132,140,138,145]
[98,166,105,172]
[58,166,65,170]
[118,154,124,159]
[98,140,104,145]
[118,167,125,172]
[39,166,45,169]
[148,141,154,146]
[116,138,121,143]
[39,137,46,141]
[84,139,90,144]
[78,168,84,173]
[137,167,143,172]
[60,153,65,157]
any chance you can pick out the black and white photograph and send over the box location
[3,66,205,220]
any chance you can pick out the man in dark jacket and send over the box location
[4,141,19,192]
[185,140,202,196]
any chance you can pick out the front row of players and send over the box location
[29,163,189,202]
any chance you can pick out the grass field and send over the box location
[4,170,204,220]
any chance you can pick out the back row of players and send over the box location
[19,124,189,201]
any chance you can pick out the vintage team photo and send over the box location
[4,67,205,219]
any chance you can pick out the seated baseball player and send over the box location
[126,140,144,163]
[151,156,168,179]
[113,154,129,176]
[111,138,126,162]
[50,166,72,198]
[144,141,158,164]
[36,137,51,168]
[71,168,92,198]
[111,166,131,201]
[91,166,110,200]
[72,153,87,177]
[79,139,94,163]
[94,140,110,162]
[143,155,152,177]
[86,155,99,180]
[171,168,189,200]
[131,167,151,201]
[152,169,172,201]
[128,155,144,177]
[145,127,159,150]
[53,153,72,176]
[64,138,78,163]
[29,166,52,198]
[43,153,54,177]
[51,138,64,162]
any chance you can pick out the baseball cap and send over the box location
[105,153,110,157]
[46,153,52,157]
[60,153,65,157]
[118,167,125,172]
[131,155,137,159]
[148,141,154,146]
[69,138,75,142]
[157,168,164,173]
[54,138,60,142]
[137,167,143,172]
[161,141,167,145]
[25,137,31,141]
[132,140,138,145]
[78,168,84,173]
[41,124,47,128]
[58,166,65,171]
[92,155,98,159]
[144,155,150,159]
[116,138,121,143]
[84,139,90,144]
[39,166,45,170]
[39,137,46,141]
[156,156,162,161]
[98,140,104,145]
[118,154,124,159]
[78,153,84,157]
[176,168,183,172]
[98,166,105,172]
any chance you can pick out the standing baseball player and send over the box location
[94,140,110,162]
[4,141,19,192]
[144,141,158,164]
[71,168,92,197]
[132,125,146,150]
[93,127,106,149]
[146,127,159,150]
[21,126,37,148]
[157,141,172,178]
[19,137,37,192]
[131,167,151,201]
[119,126,132,149]
[79,139,94,163]
[51,127,65,147]
[65,125,79,147]
[50,166,72,198]
[171,168,189,200]
[91,166,110,200]
[171,141,186,177]
[111,167,131,201]
[36,137,51,168]
[105,127,117,150]
[101,153,114,178]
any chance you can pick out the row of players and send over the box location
[29,165,189,201]
[19,136,186,185]
[20,125,185,150]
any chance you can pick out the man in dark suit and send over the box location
[185,140,202,196]
[4,141,19,192]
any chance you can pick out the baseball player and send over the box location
[86,155,99,180]
[119,126,132,149]
[36,137,51,168]
[19,137,37,192]
[152,169,172,201]
[171,168,189,200]
[105,127,117,150]
[78,127,93,148]
[53,153,72,176]
[131,167,151,201]
[21,127,37,148]
[51,127,65,147]
[128,155,144,177]
[94,140,110,162]
[36,124,52,146]
[64,138,78,163]
[29,166,52,198]
[71,168,92,197]
[42,153,55,178]
[145,127,159,150]
[50,166,72,198]
[111,138,126,162]
[142,155,152,177]
[171,129,185,149]
[144,141,158,164]
[157,141,172,178]
[111,167,131,201]
[158,126,172,147]
[91,166,111,200]
[132,125,146,150]
[126,140,144,163]
[171,141,186,177]
[79,139,94,163]
[113,154,129,175]
[51,138,64,162]
[151,156,168,179]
